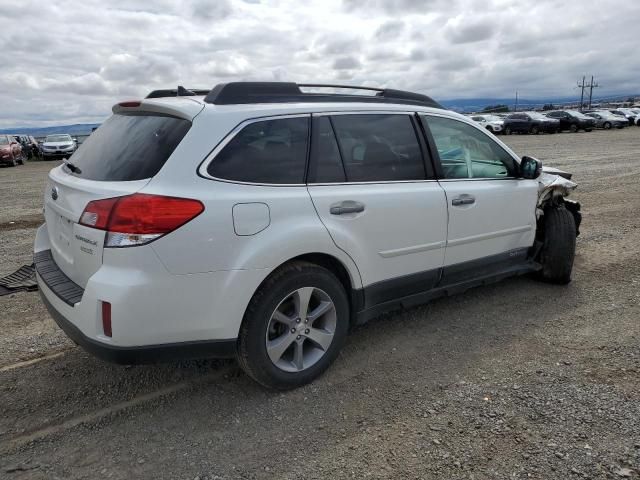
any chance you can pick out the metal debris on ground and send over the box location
[0,264,37,296]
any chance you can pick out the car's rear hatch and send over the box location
[43,100,200,288]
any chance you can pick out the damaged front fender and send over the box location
[537,167,581,235]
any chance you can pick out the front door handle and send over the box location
[451,194,475,206]
[330,201,365,215]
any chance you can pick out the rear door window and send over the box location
[330,114,425,182]
[65,113,191,181]
[207,116,309,184]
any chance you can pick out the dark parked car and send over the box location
[0,134,24,166]
[14,134,40,158]
[544,110,595,132]
[503,112,559,135]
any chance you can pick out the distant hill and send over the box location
[0,123,101,136]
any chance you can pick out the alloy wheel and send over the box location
[265,287,337,373]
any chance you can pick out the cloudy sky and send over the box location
[1,0,639,128]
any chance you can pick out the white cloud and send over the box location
[0,0,639,127]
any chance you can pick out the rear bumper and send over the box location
[39,286,236,364]
[34,223,267,364]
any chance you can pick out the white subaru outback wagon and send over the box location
[35,82,581,389]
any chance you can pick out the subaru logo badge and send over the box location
[51,186,59,201]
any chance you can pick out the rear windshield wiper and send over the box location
[64,161,82,174]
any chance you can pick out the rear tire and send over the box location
[569,124,578,133]
[530,125,539,135]
[536,206,576,284]
[504,126,512,135]
[603,122,611,130]
[237,261,349,390]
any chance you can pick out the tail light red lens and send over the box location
[79,194,204,247]
[80,197,118,229]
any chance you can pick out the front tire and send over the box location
[536,206,576,284]
[504,126,512,135]
[237,261,349,390]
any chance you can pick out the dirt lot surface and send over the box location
[1,129,639,479]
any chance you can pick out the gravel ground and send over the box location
[0,129,639,479]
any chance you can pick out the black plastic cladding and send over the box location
[146,82,443,109]
[205,82,443,108]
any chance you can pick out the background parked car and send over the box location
[13,134,40,158]
[544,110,595,132]
[503,112,558,135]
[585,111,628,129]
[610,108,640,125]
[41,134,76,160]
[469,114,504,134]
[0,134,24,166]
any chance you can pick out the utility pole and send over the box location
[577,76,600,111]
[514,91,518,112]
[587,76,600,109]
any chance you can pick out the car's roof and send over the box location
[126,94,467,123]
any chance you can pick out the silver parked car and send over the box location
[585,111,628,129]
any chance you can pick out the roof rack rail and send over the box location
[202,82,442,109]
[146,86,210,99]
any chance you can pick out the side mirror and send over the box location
[520,156,542,179]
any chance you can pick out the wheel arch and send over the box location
[244,252,364,330]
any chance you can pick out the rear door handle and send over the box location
[330,201,365,215]
[451,194,475,206]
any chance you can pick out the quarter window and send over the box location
[330,114,425,182]
[423,115,517,179]
[208,117,309,184]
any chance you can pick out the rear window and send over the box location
[66,113,191,181]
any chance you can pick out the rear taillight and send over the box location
[79,194,204,247]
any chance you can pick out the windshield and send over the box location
[46,135,72,142]
[484,115,502,121]
[0,136,8,145]
[527,112,547,120]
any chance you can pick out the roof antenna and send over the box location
[177,86,195,96]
